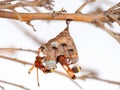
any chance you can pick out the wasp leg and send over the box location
[57,55,76,79]
[28,65,35,74]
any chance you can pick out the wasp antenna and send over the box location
[37,68,40,87]
[28,65,35,74]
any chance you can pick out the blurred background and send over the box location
[0,0,120,90]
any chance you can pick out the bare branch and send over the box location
[0,80,31,90]
[10,21,45,45]
[0,85,4,90]
[0,1,119,26]
[78,74,120,85]
[0,10,107,22]
[75,0,96,13]
[93,20,120,43]
[55,69,120,85]
[0,2,119,24]
[88,76,120,85]
[101,26,120,43]
[0,55,33,65]
[78,69,120,85]
[0,0,54,10]
[107,2,120,12]
[0,48,37,53]
[105,2,120,25]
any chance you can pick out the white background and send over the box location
[0,0,120,90]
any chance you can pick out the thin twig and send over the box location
[108,14,120,25]
[0,85,4,90]
[55,69,120,85]
[0,55,33,65]
[104,2,120,25]
[0,80,31,90]
[10,21,45,45]
[88,76,120,85]
[75,0,96,13]
[78,74,120,85]
[0,48,37,53]
[0,0,54,10]
[101,25,120,43]
[107,2,120,12]
[93,20,120,43]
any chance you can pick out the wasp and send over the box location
[29,21,81,85]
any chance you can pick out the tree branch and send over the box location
[55,70,120,85]
[0,48,37,54]
[0,80,31,90]
[10,21,45,44]
[93,19,120,43]
[0,85,4,90]
[75,0,96,13]
[0,0,54,10]
[0,10,107,22]
[88,76,120,85]
[0,1,119,24]
[0,55,33,65]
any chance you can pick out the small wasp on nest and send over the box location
[29,20,81,86]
